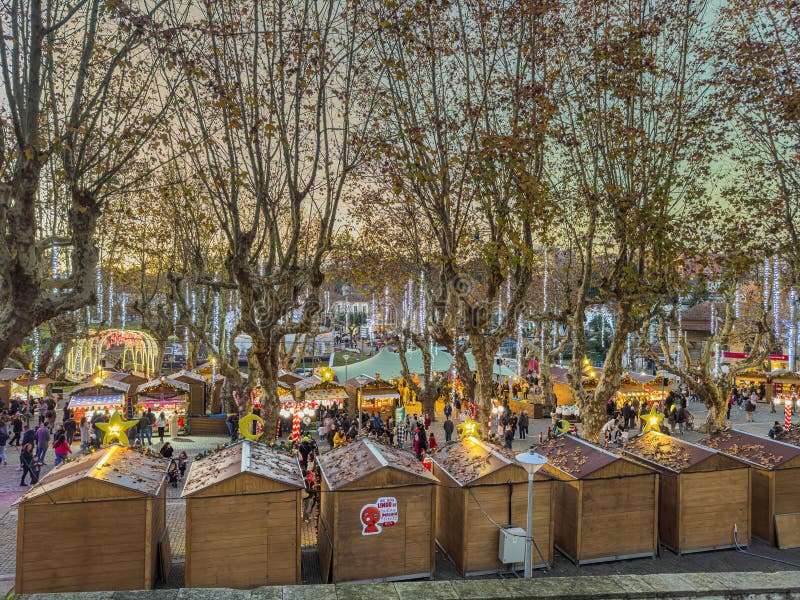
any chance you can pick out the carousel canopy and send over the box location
[331,348,517,382]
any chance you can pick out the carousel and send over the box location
[64,329,160,381]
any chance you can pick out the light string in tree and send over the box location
[384,284,389,326]
[774,257,781,335]
[516,315,523,378]
[764,257,771,311]
[96,266,104,323]
[790,288,796,370]
[108,278,114,324]
[121,293,127,330]
[33,327,40,376]
[418,273,426,333]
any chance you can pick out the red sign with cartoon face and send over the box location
[360,497,398,535]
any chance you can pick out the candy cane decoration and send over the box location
[786,398,792,431]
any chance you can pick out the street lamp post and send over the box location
[515,447,548,578]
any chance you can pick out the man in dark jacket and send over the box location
[443,418,454,443]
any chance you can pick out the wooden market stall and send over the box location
[535,435,658,564]
[771,371,800,409]
[171,370,209,415]
[16,445,170,594]
[294,375,347,411]
[317,438,438,583]
[701,429,800,545]
[344,376,400,421]
[623,431,751,553]
[10,373,55,401]
[182,440,305,588]
[193,362,226,411]
[430,436,554,575]
[134,377,190,435]
[735,368,769,403]
[66,378,129,422]
[0,367,30,404]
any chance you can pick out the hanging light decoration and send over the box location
[774,257,781,335]
[714,341,721,378]
[789,288,796,370]
[370,293,376,340]
[407,278,414,330]
[542,248,548,360]
[384,284,389,326]
[96,266,104,323]
[734,287,741,319]
[191,291,197,325]
[710,303,716,336]
[121,293,127,330]
[184,327,189,362]
[51,246,59,278]
[601,310,606,348]
[213,291,221,348]
[107,277,114,324]
[764,257,771,311]
[418,274,426,333]
[33,327,40,376]
[516,316,523,377]
[172,302,178,338]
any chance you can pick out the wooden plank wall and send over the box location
[774,513,800,549]
[750,468,774,543]
[331,485,435,582]
[16,498,148,594]
[679,469,750,552]
[658,473,679,551]
[434,482,466,571]
[774,468,800,520]
[579,474,658,562]
[552,480,580,561]
[185,490,300,588]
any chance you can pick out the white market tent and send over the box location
[331,348,517,382]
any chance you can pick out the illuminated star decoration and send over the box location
[641,404,665,434]
[238,413,265,441]
[96,411,140,446]
[457,416,479,439]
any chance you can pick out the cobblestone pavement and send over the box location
[2,396,796,594]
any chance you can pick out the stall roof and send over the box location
[67,378,131,397]
[136,377,191,393]
[21,444,169,501]
[182,440,304,497]
[0,368,29,382]
[294,375,323,392]
[13,374,55,386]
[171,370,208,384]
[535,435,621,479]
[624,432,724,473]
[779,429,800,446]
[701,429,800,469]
[431,436,525,486]
[318,438,437,490]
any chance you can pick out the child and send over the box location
[177,451,188,479]
[428,432,438,451]
[167,461,179,488]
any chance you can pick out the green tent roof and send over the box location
[332,348,517,382]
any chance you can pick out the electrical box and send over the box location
[499,527,526,564]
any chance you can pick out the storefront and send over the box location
[66,378,129,421]
[10,374,54,401]
[771,371,800,407]
[134,378,189,435]
[294,376,347,412]
[345,376,400,421]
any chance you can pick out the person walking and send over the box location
[35,423,50,464]
[0,419,8,465]
[79,417,90,454]
[156,412,167,443]
[53,434,71,466]
[19,442,38,486]
[518,411,529,440]
[443,417,454,443]
[746,393,757,423]
[9,415,21,447]
[138,412,152,446]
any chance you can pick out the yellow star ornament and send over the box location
[457,416,480,439]
[96,411,140,446]
[641,404,665,434]
[238,413,265,441]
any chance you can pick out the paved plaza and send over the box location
[3,399,800,595]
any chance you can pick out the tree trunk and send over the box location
[472,352,496,429]
[419,384,438,420]
[539,359,557,407]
